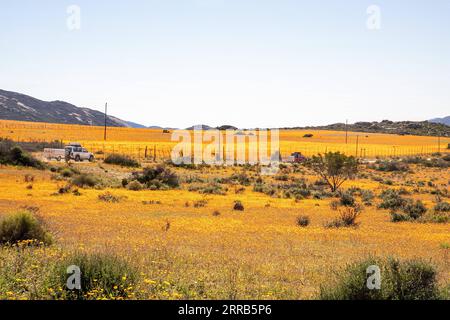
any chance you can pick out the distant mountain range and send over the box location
[429,116,450,126]
[0,89,448,137]
[282,119,449,137]
[0,89,147,128]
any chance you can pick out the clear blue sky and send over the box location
[1,0,449,128]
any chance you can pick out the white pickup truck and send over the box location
[44,143,94,162]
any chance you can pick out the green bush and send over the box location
[233,200,244,211]
[104,154,140,168]
[325,206,362,228]
[127,180,143,191]
[339,191,356,207]
[361,189,375,206]
[372,160,409,172]
[0,142,44,169]
[434,201,450,212]
[378,189,407,210]
[131,166,179,189]
[188,183,227,195]
[98,192,122,203]
[296,215,310,227]
[390,212,410,222]
[53,252,138,300]
[229,172,252,186]
[0,211,52,245]
[320,258,440,300]
[402,200,427,220]
[60,168,74,178]
[72,174,99,188]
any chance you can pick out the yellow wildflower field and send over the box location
[1,119,448,158]
[0,157,448,299]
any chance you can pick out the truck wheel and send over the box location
[89,155,94,162]
[75,155,81,162]
[57,156,62,161]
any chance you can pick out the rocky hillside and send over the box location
[282,120,449,137]
[430,116,450,126]
[0,89,141,127]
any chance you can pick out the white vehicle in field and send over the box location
[43,143,94,162]
[65,143,95,162]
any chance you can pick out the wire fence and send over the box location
[1,119,449,161]
[73,141,449,162]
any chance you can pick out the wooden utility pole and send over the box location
[355,135,359,158]
[104,102,108,141]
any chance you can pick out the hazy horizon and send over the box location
[1,0,450,128]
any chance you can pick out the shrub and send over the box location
[0,143,44,169]
[98,192,122,203]
[60,168,74,178]
[303,134,314,138]
[390,212,411,222]
[330,200,340,210]
[58,184,73,194]
[188,183,226,195]
[402,200,427,220]
[320,258,440,300]
[339,191,356,207]
[193,200,208,208]
[233,200,244,211]
[24,174,35,183]
[131,166,179,189]
[72,174,99,188]
[296,215,310,227]
[104,154,140,168]
[325,206,362,228]
[361,189,375,206]
[274,174,289,181]
[253,183,277,197]
[0,211,52,245]
[229,172,252,186]
[378,189,407,210]
[434,201,450,212]
[127,180,143,191]
[53,252,138,300]
[373,160,409,172]
[339,206,362,226]
[283,185,312,200]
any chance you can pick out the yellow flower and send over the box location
[144,279,156,285]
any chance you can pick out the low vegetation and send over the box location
[127,165,179,190]
[325,205,362,228]
[320,257,441,300]
[52,251,138,300]
[0,139,44,169]
[104,154,140,168]
[0,211,52,245]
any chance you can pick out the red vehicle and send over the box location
[285,152,306,163]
